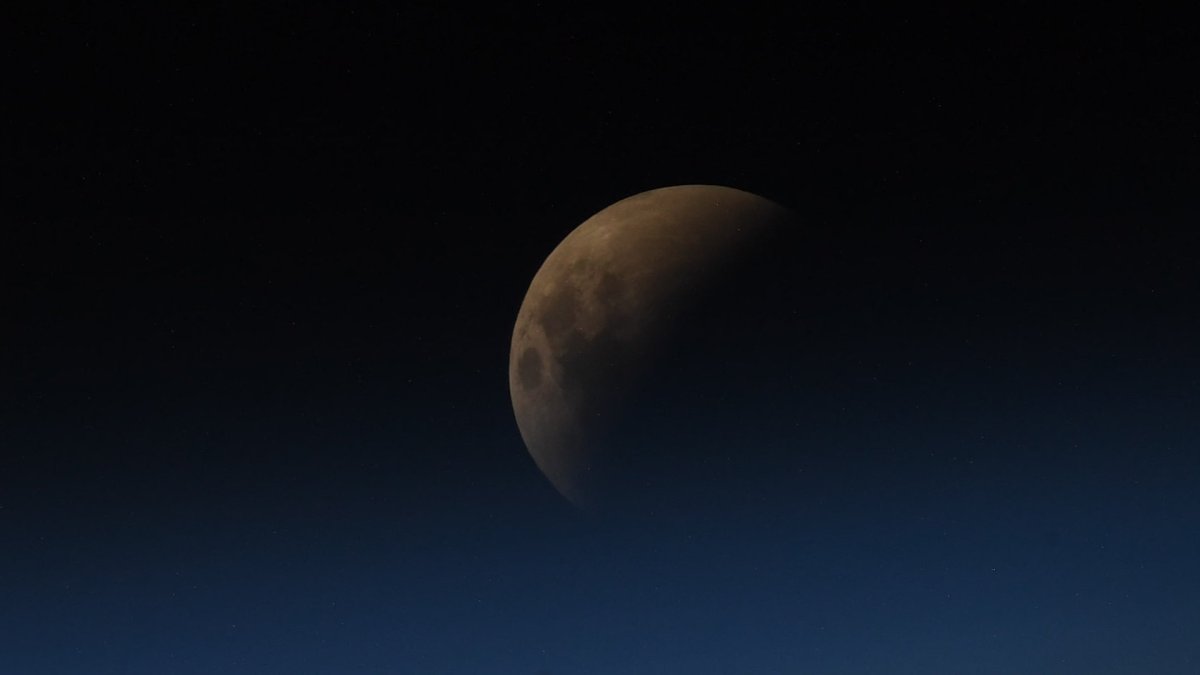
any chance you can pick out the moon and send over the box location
[509,185,796,511]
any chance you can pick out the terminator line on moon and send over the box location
[509,185,795,510]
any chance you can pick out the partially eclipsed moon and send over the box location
[509,185,795,511]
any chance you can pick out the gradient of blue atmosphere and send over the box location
[4,278,1197,673]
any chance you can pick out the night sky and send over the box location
[5,6,1200,673]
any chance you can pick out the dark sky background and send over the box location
[4,5,1199,673]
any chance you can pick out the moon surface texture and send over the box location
[509,185,795,512]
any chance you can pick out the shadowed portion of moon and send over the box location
[509,185,797,512]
